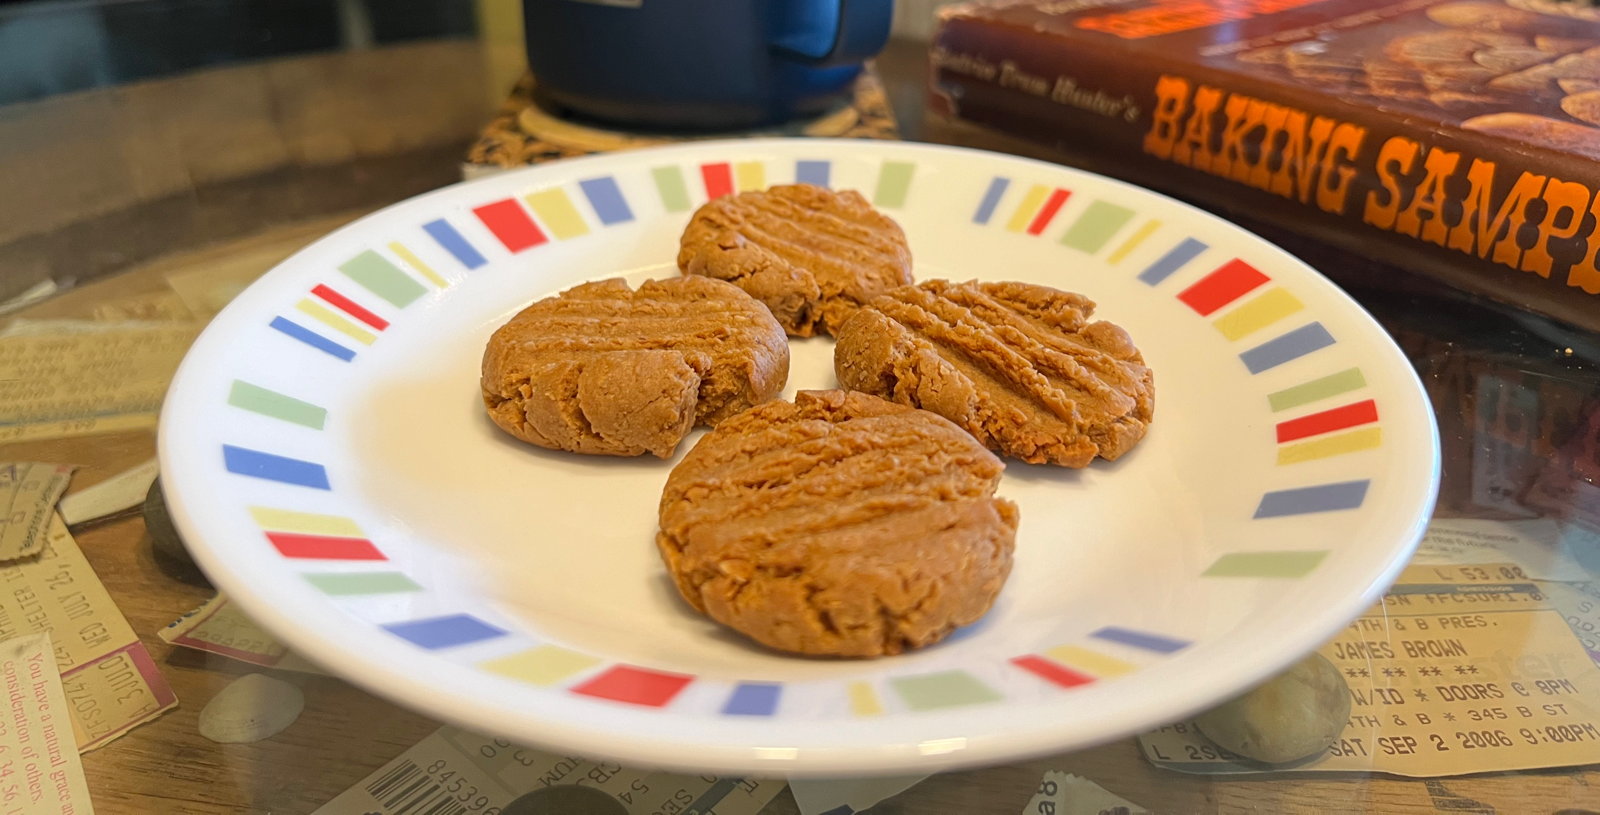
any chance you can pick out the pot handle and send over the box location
[771,0,893,67]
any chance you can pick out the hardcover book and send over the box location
[929,0,1600,330]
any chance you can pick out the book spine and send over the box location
[930,17,1600,331]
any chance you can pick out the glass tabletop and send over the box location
[2,2,1598,812]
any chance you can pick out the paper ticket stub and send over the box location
[314,726,785,815]
[0,280,58,318]
[160,595,286,667]
[0,326,197,443]
[57,458,158,528]
[1541,580,1600,665]
[0,464,76,562]
[0,633,94,814]
[1412,518,1590,582]
[164,261,277,320]
[1140,563,1600,776]
[91,291,194,323]
[1020,771,1146,815]
[787,774,926,815]
[0,516,177,750]
[159,594,322,674]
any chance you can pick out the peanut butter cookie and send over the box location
[834,280,1154,468]
[677,184,913,337]
[657,390,1017,658]
[481,276,788,458]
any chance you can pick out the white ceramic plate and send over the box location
[160,139,1439,776]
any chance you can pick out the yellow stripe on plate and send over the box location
[248,506,364,537]
[1107,220,1161,264]
[389,241,448,288]
[1046,645,1135,678]
[296,299,376,345]
[1278,427,1382,465]
[735,161,766,192]
[523,189,589,240]
[1005,184,1050,233]
[481,645,601,685]
[1214,288,1305,341]
[848,681,883,716]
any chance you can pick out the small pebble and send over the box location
[144,478,210,586]
[199,673,304,744]
[502,785,626,815]
[1194,652,1352,764]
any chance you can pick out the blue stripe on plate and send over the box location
[222,445,330,489]
[722,683,781,716]
[579,177,634,224]
[383,614,507,649]
[1240,323,1335,374]
[973,176,1009,224]
[795,160,831,187]
[1090,627,1189,653]
[1138,237,1208,285]
[1255,480,1371,518]
[269,317,354,361]
[423,219,487,269]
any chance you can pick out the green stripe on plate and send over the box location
[1203,551,1329,578]
[1267,368,1367,412]
[653,166,691,212]
[874,161,915,208]
[339,250,427,308]
[1060,200,1136,253]
[228,381,326,429]
[302,572,421,595]
[889,670,1000,710]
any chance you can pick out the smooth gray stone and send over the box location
[1195,652,1352,764]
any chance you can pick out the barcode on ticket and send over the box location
[366,760,468,815]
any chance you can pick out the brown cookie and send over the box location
[834,280,1154,468]
[1237,47,1288,65]
[657,390,1017,658]
[1473,45,1553,74]
[1536,36,1594,56]
[1285,43,1364,73]
[1387,30,1530,74]
[1463,112,1600,157]
[1491,47,1600,93]
[1563,89,1600,124]
[1427,1,1559,33]
[677,183,913,337]
[481,276,788,458]
[1430,90,1505,109]
[1362,59,1434,99]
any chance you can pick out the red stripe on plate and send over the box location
[701,163,734,200]
[1178,259,1269,316]
[312,284,389,330]
[266,532,385,561]
[473,199,547,252]
[1277,399,1380,443]
[572,665,692,707]
[1011,655,1095,688]
[1026,188,1072,236]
